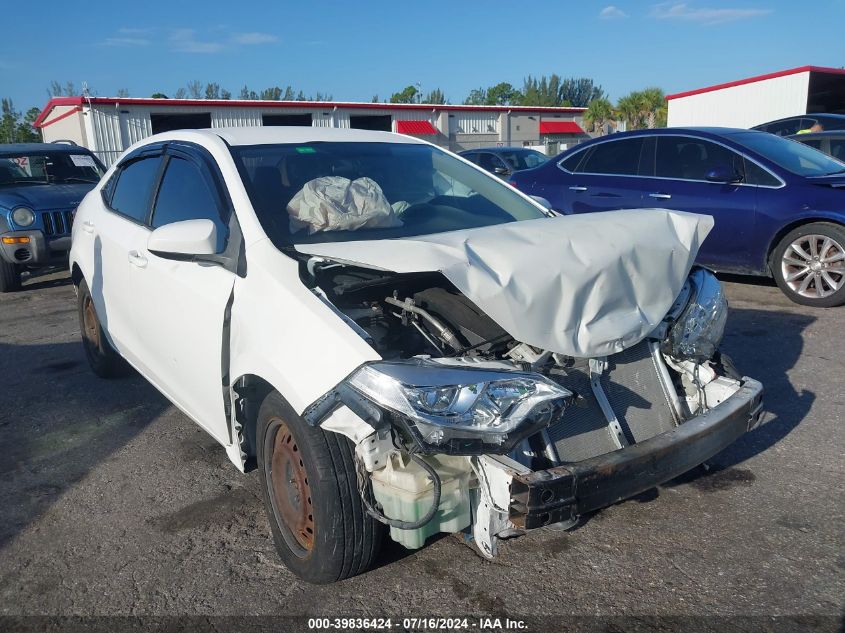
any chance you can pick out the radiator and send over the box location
[547,340,680,463]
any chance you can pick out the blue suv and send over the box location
[0,143,105,291]
[510,128,845,307]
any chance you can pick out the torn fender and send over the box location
[296,208,713,358]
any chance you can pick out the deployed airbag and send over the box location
[288,176,403,234]
[296,208,713,358]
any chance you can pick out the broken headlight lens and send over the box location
[347,359,571,454]
[662,268,728,362]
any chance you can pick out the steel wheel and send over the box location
[267,419,315,556]
[82,294,101,350]
[780,234,845,299]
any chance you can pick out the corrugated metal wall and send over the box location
[85,103,576,164]
[667,72,811,128]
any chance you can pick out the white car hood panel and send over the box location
[296,208,713,358]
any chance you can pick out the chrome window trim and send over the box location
[556,133,786,189]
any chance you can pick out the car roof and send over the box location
[754,113,845,126]
[208,126,427,147]
[459,147,541,153]
[572,127,765,143]
[0,142,90,154]
[787,130,845,140]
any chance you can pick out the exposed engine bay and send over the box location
[300,257,762,557]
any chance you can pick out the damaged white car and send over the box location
[70,127,763,584]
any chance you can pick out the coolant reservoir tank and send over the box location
[370,453,472,549]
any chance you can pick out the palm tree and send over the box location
[584,98,614,135]
[637,87,665,129]
[615,93,642,130]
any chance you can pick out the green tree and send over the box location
[260,86,282,100]
[584,98,614,135]
[0,100,40,143]
[422,88,446,104]
[186,80,203,99]
[463,87,487,105]
[151,92,168,99]
[204,82,221,99]
[115,88,130,98]
[559,78,606,108]
[614,92,642,129]
[220,89,232,100]
[485,82,520,105]
[390,85,419,104]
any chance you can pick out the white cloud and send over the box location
[230,32,278,45]
[599,5,628,19]
[97,26,278,53]
[651,2,771,25]
[169,29,224,54]
[102,37,150,47]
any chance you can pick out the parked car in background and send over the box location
[0,143,105,291]
[509,128,845,307]
[459,146,548,178]
[788,130,845,161]
[70,127,762,583]
[752,113,845,136]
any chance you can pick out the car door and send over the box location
[549,136,654,214]
[127,145,237,443]
[88,150,165,365]
[648,135,759,271]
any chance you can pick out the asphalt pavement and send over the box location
[0,269,842,632]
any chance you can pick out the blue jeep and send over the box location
[0,143,105,291]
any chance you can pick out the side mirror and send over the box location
[147,219,217,257]
[493,166,509,175]
[705,164,742,183]
[529,195,553,210]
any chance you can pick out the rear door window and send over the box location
[830,139,845,161]
[109,156,162,223]
[579,138,644,176]
[656,137,743,181]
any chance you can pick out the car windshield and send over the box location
[229,142,548,246]
[731,132,845,177]
[0,151,105,186]
[499,149,549,170]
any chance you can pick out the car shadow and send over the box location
[572,305,815,521]
[668,306,815,482]
[0,340,169,549]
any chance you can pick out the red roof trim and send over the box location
[539,120,585,134]
[34,96,586,128]
[396,120,438,135]
[35,105,82,129]
[666,65,845,101]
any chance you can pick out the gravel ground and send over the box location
[0,269,842,632]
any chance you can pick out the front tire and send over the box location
[771,222,845,307]
[257,391,383,584]
[0,260,21,293]
[77,279,128,378]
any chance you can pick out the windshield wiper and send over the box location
[58,176,99,183]
[1,179,48,185]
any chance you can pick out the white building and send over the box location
[667,65,845,129]
[35,97,587,165]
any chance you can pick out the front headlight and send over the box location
[346,359,572,454]
[662,268,728,361]
[11,207,35,227]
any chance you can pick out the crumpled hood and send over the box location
[0,183,93,211]
[296,208,713,358]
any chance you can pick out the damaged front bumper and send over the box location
[509,377,764,529]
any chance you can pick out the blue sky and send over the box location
[2,0,843,112]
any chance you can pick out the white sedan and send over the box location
[70,127,763,583]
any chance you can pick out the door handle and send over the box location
[649,192,672,199]
[569,186,588,192]
[82,220,95,234]
[127,250,148,268]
